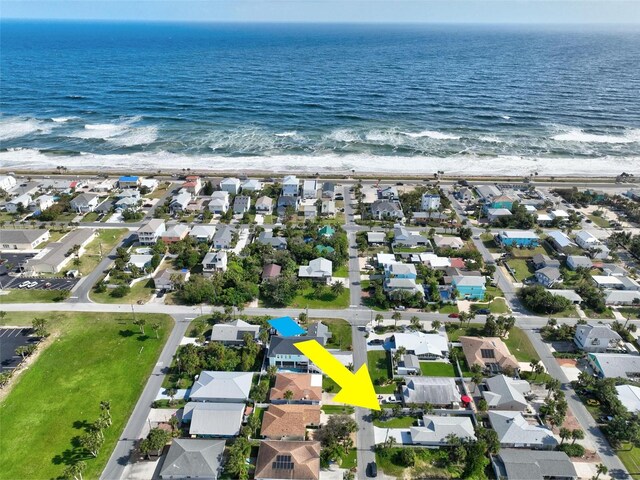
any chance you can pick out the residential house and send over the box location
[159,438,225,480]
[189,371,253,403]
[492,449,577,480]
[394,225,429,247]
[282,175,300,197]
[256,232,288,250]
[262,263,282,281]
[367,232,386,244]
[207,191,230,214]
[254,440,320,480]
[391,332,449,359]
[386,263,417,279]
[189,225,216,243]
[233,195,252,214]
[303,204,317,220]
[318,225,334,237]
[139,178,158,193]
[128,254,153,270]
[496,230,540,248]
[547,289,583,304]
[574,324,622,353]
[575,230,610,259]
[452,275,486,300]
[269,373,323,404]
[202,251,228,274]
[182,176,203,196]
[220,177,241,195]
[370,199,404,220]
[592,275,640,291]
[475,184,502,201]
[5,193,32,213]
[486,195,515,211]
[29,195,55,214]
[604,290,640,305]
[267,324,332,373]
[616,385,640,414]
[487,209,512,222]
[531,254,560,270]
[118,175,140,189]
[212,226,234,249]
[378,186,399,200]
[454,187,472,202]
[260,405,321,440]
[588,353,640,380]
[160,224,190,244]
[535,266,562,287]
[255,196,273,214]
[137,219,166,245]
[210,319,260,345]
[384,278,424,296]
[409,416,476,446]
[241,178,262,193]
[0,175,17,192]
[320,200,336,216]
[566,255,593,271]
[547,230,576,252]
[302,180,318,199]
[550,209,570,221]
[321,182,335,199]
[298,258,332,283]
[170,191,192,214]
[183,402,244,438]
[1,229,50,250]
[488,411,557,449]
[421,193,441,211]
[459,336,519,374]
[115,196,140,212]
[402,376,460,407]
[153,268,189,292]
[396,354,421,375]
[433,235,464,250]
[277,195,300,216]
[482,375,531,411]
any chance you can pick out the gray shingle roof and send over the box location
[189,371,253,402]
[209,320,260,343]
[184,402,244,437]
[402,376,459,405]
[488,411,557,447]
[494,448,577,480]
[0,229,49,244]
[160,438,225,479]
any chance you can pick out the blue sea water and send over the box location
[1,21,639,175]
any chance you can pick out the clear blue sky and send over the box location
[3,0,639,24]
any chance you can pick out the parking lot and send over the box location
[0,328,38,371]
[2,276,79,291]
[0,252,35,274]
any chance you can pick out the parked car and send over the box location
[476,308,491,315]
[448,313,460,318]
[368,339,384,346]
[367,462,378,478]
[18,281,29,288]
[394,306,406,311]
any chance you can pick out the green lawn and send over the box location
[0,289,69,303]
[322,318,352,350]
[333,265,349,278]
[0,311,173,480]
[503,327,540,362]
[79,228,128,276]
[367,350,395,393]
[82,211,100,222]
[289,287,350,309]
[420,362,456,377]
[373,415,417,428]
[480,233,501,253]
[90,278,155,304]
[616,445,640,480]
[471,298,510,314]
[321,405,355,415]
[617,307,640,319]
[376,447,462,479]
[438,304,459,314]
[511,245,550,258]
[583,307,615,319]
[340,448,357,469]
[588,214,611,228]
[506,258,534,281]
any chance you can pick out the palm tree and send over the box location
[529,359,541,379]
[375,314,384,327]
[133,318,146,334]
[283,390,294,404]
[594,463,608,480]
[559,427,571,445]
[391,311,401,328]
[545,378,561,399]
[100,400,112,426]
[571,429,585,445]
[151,322,160,339]
[470,364,483,392]
[432,320,442,331]
[267,365,278,379]
[331,281,345,296]
[409,316,421,331]
[62,461,87,480]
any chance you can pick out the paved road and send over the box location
[525,328,630,479]
[101,314,191,480]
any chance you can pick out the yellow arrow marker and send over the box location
[294,339,380,410]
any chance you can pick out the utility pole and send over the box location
[131,303,136,323]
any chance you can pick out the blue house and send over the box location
[452,275,486,300]
[496,230,539,248]
[483,194,515,213]
[118,175,140,189]
[386,263,418,280]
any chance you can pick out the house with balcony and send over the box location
[137,219,166,245]
[220,177,241,195]
[574,324,622,353]
[496,230,539,248]
[451,275,486,300]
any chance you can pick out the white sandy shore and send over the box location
[1,148,639,177]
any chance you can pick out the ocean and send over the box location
[1,21,639,176]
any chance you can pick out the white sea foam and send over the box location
[275,131,297,138]
[107,126,158,147]
[67,118,158,146]
[70,123,128,139]
[51,116,77,123]
[0,117,53,141]
[479,136,504,143]
[552,128,640,144]
[401,130,460,140]
[3,148,640,178]
[501,115,511,120]
[325,129,359,143]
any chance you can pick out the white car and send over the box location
[18,281,29,288]
[26,281,38,289]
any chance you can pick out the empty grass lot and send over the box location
[506,258,534,281]
[373,416,418,428]
[0,289,68,303]
[0,311,172,480]
[90,278,155,304]
[367,350,396,393]
[420,362,457,377]
[79,228,128,276]
[289,287,350,309]
[321,318,352,350]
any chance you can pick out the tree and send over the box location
[32,317,49,337]
[80,430,104,457]
[100,400,112,426]
[391,311,401,328]
[409,316,421,331]
[470,364,483,392]
[559,427,572,445]
[594,463,608,480]
[284,390,294,403]
[247,413,260,437]
[432,319,442,331]
[571,429,585,445]
[529,359,541,379]
[375,314,384,327]
[267,365,278,379]
[545,378,561,398]
[62,461,87,480]
[399,448,416,467]
[331,281,345,296]
[477,398,488,412]
[133,318,146,334]
[151,322,160,339]
[139,427,171,457]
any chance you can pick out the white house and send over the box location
[189,225,216,243]
[220,177,241,195]
[207,191,230,214]
[566,255,593,271]
[574,323,622,353]
[282,175,300,197]
[29,195,55,213]
[137,219,166,245]
[70,193,100,213]
[421,193,441,212]
[202,251,228,275]
[241,179,262,193]
[233,195,252,214]
[410,416,475,446]
[1,229,50,250]
[391,332,449,359]
[575,230,610,259]
[302,180,318,199]
[170,192,192,213]
[255,196,273,214]
[298,258,332,283]
[482,375,531,411]
[5,194,32,213]
[0,175,17,192]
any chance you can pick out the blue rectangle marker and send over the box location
[268,316,306,337]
